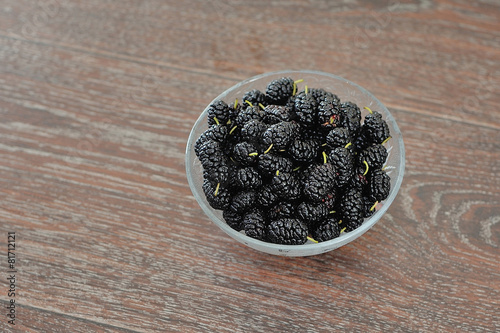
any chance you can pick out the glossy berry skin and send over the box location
[267,218,308,245]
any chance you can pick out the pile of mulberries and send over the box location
[195,77,392,245]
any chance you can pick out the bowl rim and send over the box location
[186,69,405,255]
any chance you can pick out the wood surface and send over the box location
[0,0,499,332]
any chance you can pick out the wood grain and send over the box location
[0,0,499,332]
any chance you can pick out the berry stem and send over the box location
[381,136,392,145]
[307,236,318,243]
[340,227,347,233]
[292,82,297,96]
[214,183,220,196]
[370,201,379,211]
[363,106,373,114]
[229,125,238,135]
[363,160,369,176]
[322,151,328,164]
[276,170,280,176]
[234,99,238,109]
[259,103,265,110]
[305,85,309,95]
[294,79,304,84]
[264,144,273,154]
[248,152,258,156]
[344,142,352,149]
[213,117,220,125]
[293,166,301,171]
[245,100,254,107]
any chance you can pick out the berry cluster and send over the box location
[195,77,391,245]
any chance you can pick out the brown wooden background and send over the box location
[1,0,499,332]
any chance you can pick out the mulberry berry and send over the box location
[268,201,296,220]
[262,121,300,150]
[265,77,294,105]
[202,179,231,210]
[242,210,267,241]
[303,163,337,201]
[328,147,354,189]
[339,187,364,231]
[312,216,341,242]
[368,169,390,202]
[296,201,329,227]
[271,172,301,200]
[263,105,294,124]
[207,100,231,126]
[267,218,308,245]
[363,111,390,144]
[289,138,319,164]
[294,91,318,126]
[232,142,259,166]
[326,128,351,149]
[358,144,388,170]
[229,190,256,214]
[235,167,262,189]
[257,153,293,177]
[243,89,267,107]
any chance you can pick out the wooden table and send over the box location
[1,1,499,332]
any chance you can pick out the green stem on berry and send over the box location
[370,201,379,211]
[292,82,297,96]
[264,144,273,154]
[329,210,336,214]
[305,85,309,95]
[229,125,238,135]
[214,183,220,196]
[226,119,231,125]
[245,100,253,107]
[307,236,318,243]
[213,117,220,125]
[363,160,369,175]
[259,103,265,110]
[344,142,352,149]
[321,143,327,146]
[248,152,258,156]
[322,151,328,164]
[338,219,343,224]
[276,170,280,176]
[381,136,392,145]
[294,79,304,84]
[363,106,373,114]
[340,227,346,233]
[293,166,301,171]
[234,99,238,109]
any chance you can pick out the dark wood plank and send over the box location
[0,0,499,332]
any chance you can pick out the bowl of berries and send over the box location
[186,70,405,256]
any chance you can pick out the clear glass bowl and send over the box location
[186,70,405,256]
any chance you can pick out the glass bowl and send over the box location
[186,70,405,257]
